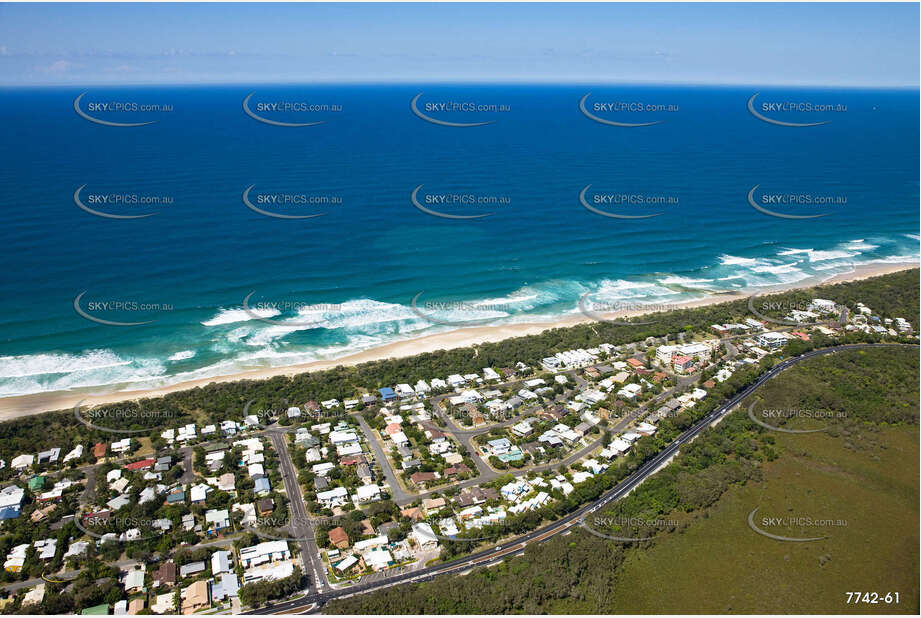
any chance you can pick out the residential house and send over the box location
[328,527,349,550]
[205,509,231,534]
[239,540,291,570]
[153,561,177,588]
[210,573,240,603]
[211,550,232,575]
[256,498,275,516]
[411,522,439,550]
[151,593,175,614]
[181,579,210,614]
[409,471,439,487]
[179,561,205,579]
[124,567,145,593]
[317,486,349,508]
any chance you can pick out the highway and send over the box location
[247,342,909,614]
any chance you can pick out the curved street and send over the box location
[248,342,910,614]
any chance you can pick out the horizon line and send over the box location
[2,78,918,90]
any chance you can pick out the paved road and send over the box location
[352,415,412,505]
[180,446,196,483]
[268,431,329,595]
[371,367,693,506]
[245,342,911,615]
[351,376,589,507]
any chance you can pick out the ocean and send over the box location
[0,84,918,398]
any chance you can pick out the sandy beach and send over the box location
[0,262,916,421]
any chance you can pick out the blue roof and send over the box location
[379,387,396,397]
[254,477,271,493]
[0,505,21,520]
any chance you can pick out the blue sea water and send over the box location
[0,84,918,397]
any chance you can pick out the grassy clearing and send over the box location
[610,422,918,613]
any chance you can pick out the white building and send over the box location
[239,540,291,569]
[678,343,711,361]
[482,367,500,381]
[512,420,534,437]
[62,445,84,463]
[212,550,232,574]
[317,486,349,508]
[756,332,788,349]
[617,383,642,400]
[656,345,678,364]
[411,522,439,550]
[354,484,382,503]
[390,431,409,446]
[810,298,837,313]
[329,430,358,445]
[395,384,416,398]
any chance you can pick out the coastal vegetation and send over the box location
[0,270,916,464]
[324,346,919,614]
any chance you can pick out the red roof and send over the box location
[424,427,446,439]
[445,464,471,477]
[124,458,155,471]
[83,510,110,524]
[627,358,644,368]
[154,561,177,585]
[410,472,438,484]
[400,507,424,521]
[328,526,349,548]
[93,443,107,458]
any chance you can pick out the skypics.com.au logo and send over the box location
[74,292,174,326]
[74,92,173,127]
[409,292,514,327]
[579,185,679,219]
[746,185,846,219]
[410,185,510,219]
[579,92,678,127]
[242,185,341,219]
[410,92,510,127]
[747,506,846,542]
[580,514,681,542]
[243,92,342,127]
[74,400,176,434]
[74,184,173,219]
[747,92,846,127]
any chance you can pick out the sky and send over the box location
[0,2,918,87]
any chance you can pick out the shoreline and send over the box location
[0,261,916,421]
